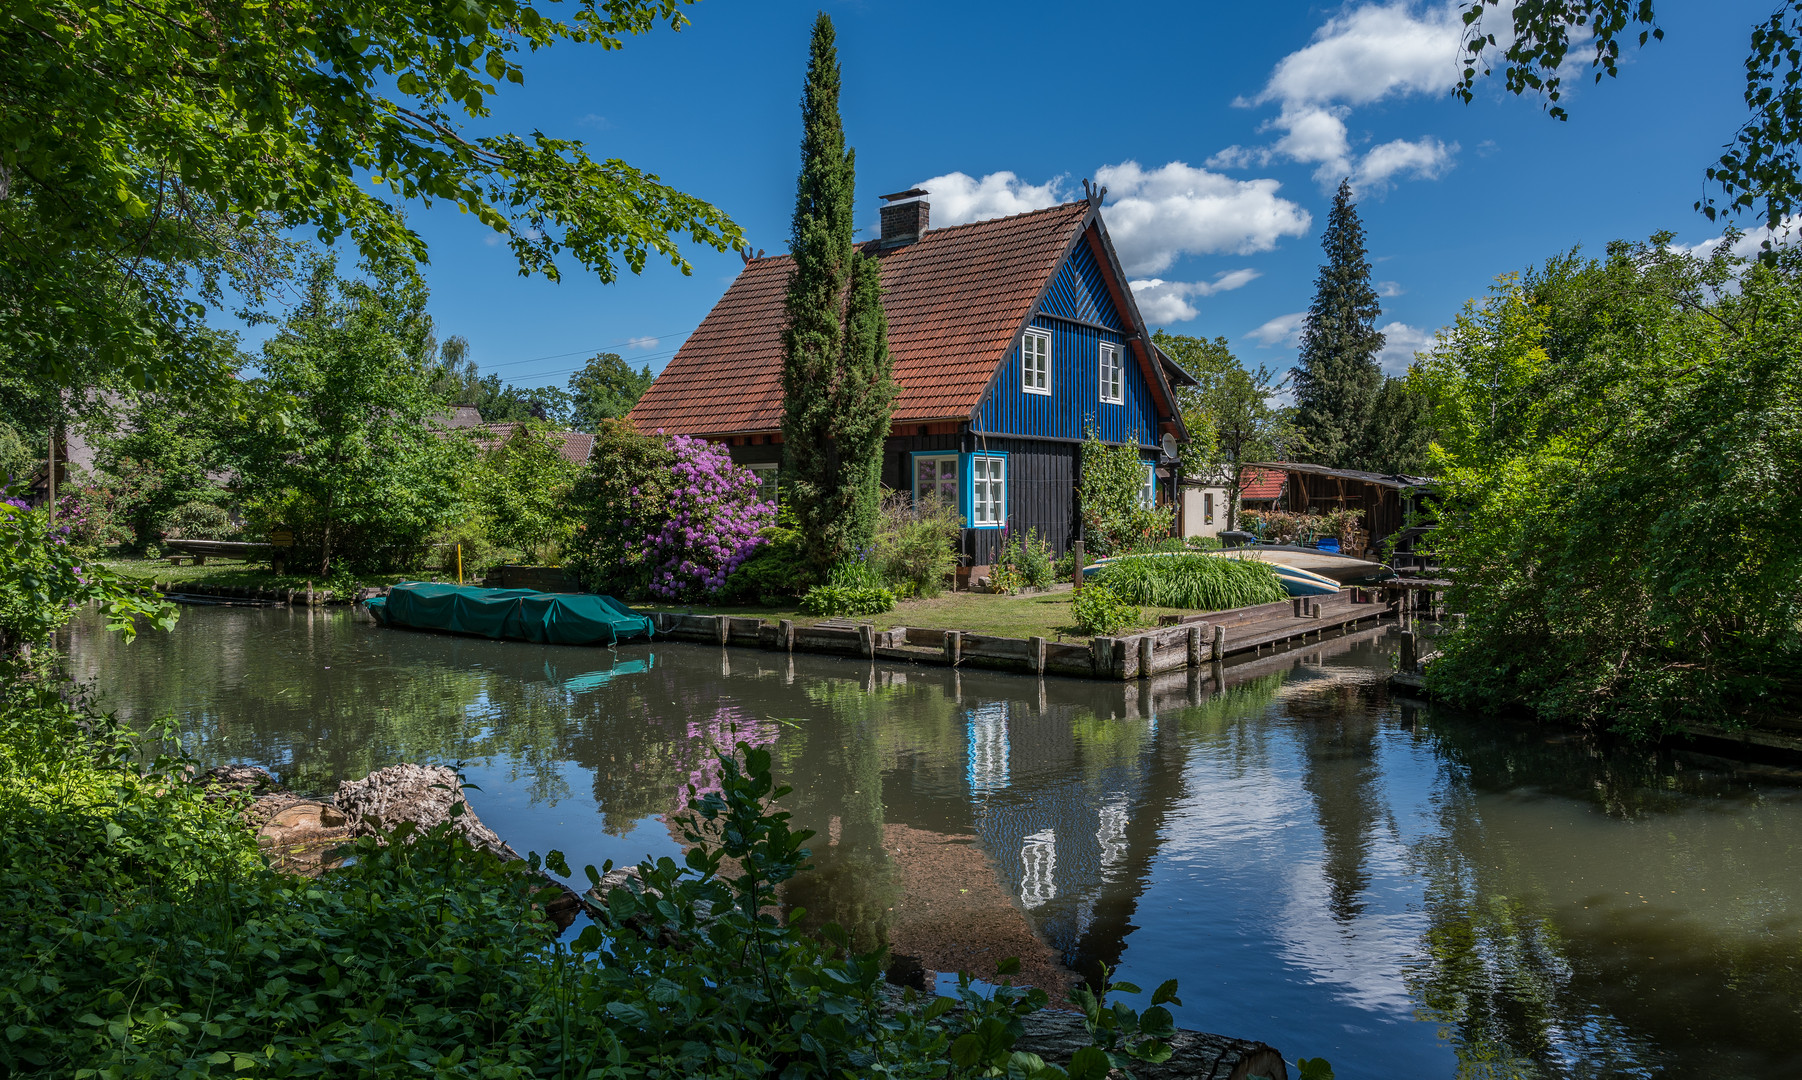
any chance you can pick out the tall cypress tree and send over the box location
[1292,180,1385,469]
[779,13,894,567]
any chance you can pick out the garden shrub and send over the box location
[718,526,812,604]
[470,421,582,564]
[1093,554,1286,611]
[566,423,773,601]
[1079,432,1170,556]
[799,583,894,617]
[1072,583,1139,636]
[157,499,235,541]
[874,491,960,598]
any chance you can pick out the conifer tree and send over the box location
[779,13,895,566]
[1292,180,1385,469]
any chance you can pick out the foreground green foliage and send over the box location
[2,0,740,393]
[1415,236,1802,736]
[799,584,895,618]
[1093,554,1286,612]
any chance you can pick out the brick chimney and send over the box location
[879,188,929,248]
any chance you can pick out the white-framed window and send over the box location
[913,454,959,506]
[1138,463,1156,509]
[971,455,1006,526]
[747,463,778,503]
[1021,329,1051,395]
[1099,341,1124,404]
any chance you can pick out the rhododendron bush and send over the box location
[565,423,774,600]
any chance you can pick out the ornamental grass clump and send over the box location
[1093,554,1286,611]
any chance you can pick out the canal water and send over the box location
[65,605,1802,1080]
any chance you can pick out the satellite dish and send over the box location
[1161,433,1178,461]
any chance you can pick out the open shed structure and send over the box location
[1255,462,1435,558]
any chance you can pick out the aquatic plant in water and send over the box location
[1092,553,1285,611]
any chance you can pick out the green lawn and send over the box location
[101,557,1182,640]
[634,586,1189,643]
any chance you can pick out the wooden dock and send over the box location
[642,589,1396,682]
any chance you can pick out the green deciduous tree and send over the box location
[1293,180,1385,470]
[1,0,742,394]
[473,423,581,563]
[1412,235,1802,737]
[93,391,235,547]
[1457,1,1802,239]
[1152,331,1292,530]
[230,261,473,574]
[568,352,655,430]
[779,14,896,567]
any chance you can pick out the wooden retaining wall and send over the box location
[645,590,1392,681]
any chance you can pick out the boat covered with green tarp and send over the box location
[365,583,653,646]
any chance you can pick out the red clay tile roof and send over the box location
[1239,467,1286,500]
[471,423,595,464]
[628,201,1094,436]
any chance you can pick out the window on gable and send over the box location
[1099,342,1124,404]
[1022,330,1051,395]
[913,454,958,508]
[971,455,1006,527]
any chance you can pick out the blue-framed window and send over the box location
[910,450,1008,529]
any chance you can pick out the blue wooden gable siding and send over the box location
[974,238,1158,446]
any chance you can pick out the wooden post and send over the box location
[778,619,795,652]
[1072,540,1085,592]
[1090,637,1110,677]
[1187,624,1204,667]
[456,543,463,586]
[1137,635,1154,680]
[305,580,313,607]
[1212,623,1226,659]
[1400,630,1418,672]
[717,616,730,646]
[1030,635,1046,675]
[858,622,874,659]
[944,629,962,667]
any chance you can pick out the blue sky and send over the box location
[270,0,1773,391]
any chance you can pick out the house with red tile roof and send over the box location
[627,187,1194,562]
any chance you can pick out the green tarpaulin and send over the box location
[366,583,653,646]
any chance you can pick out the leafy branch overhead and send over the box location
[1,0,744,388]
[1455,0,1802,234]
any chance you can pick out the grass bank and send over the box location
[634,586,1190,642]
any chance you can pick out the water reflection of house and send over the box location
[961,699,1159,965]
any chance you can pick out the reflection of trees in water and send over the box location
[1405,775,1669,1079]
[1292,683,1392,923]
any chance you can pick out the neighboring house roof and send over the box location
[628,201,1102,436]
[472,422,595,465]
[433,404,484,430]
[1151,344,1201,389]
[1238,467,1286,500]
[1260,461,1434,490]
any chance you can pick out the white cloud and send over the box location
[1377,280,1404,297]
[919,163,1312,277]
[1674,218,1802,261]
[1095,161,1313,273]
[1216,2,1465,191]
[1252,2,1463,109]
[625,336,660,351]
[1248,311,1307,347]
[912,170,1066,225]
[1130,269,1261,324]
[1353,136,1457,189]
[1377,320,1434,373]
